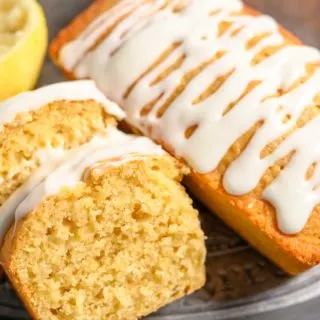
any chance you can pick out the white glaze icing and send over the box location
[0,80,125,128]
[0,127,164,244]
[59,0,320,234]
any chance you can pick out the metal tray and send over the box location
[0,0,320,319]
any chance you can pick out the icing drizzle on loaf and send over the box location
[59,0,320,234]
[0,127,164,244]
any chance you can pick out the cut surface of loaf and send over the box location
[0,80,123,207]
[50,0,320,274]
[1,142,206,320]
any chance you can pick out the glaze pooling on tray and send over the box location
[59,0,320,234]
[0,80,126,125]
[0,126,164,244]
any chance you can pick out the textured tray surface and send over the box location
[1,0,320,319]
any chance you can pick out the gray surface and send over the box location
[1,1,319,319]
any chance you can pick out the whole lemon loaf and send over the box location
[51,0,320,274]
[0,83,206,320]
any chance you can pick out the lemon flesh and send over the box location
[0,0,48,101]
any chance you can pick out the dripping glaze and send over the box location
[60,0,320,234]
[0,80,125,127]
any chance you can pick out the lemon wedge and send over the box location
[0,0,48,101]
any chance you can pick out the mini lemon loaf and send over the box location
[51,0,320,274]
[0,128,206,320]
[0,80,124,208]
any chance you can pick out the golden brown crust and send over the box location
[49,0,320,274]
[1,223,41,320]
[50,0,122,80]
[185,173,317,274]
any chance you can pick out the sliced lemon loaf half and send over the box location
[0,80,125,208]
[0,127,206,320]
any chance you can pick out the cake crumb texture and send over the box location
[3,157,206,320]
[0,99,116,206]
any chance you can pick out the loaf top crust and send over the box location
[50,0,320,267]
